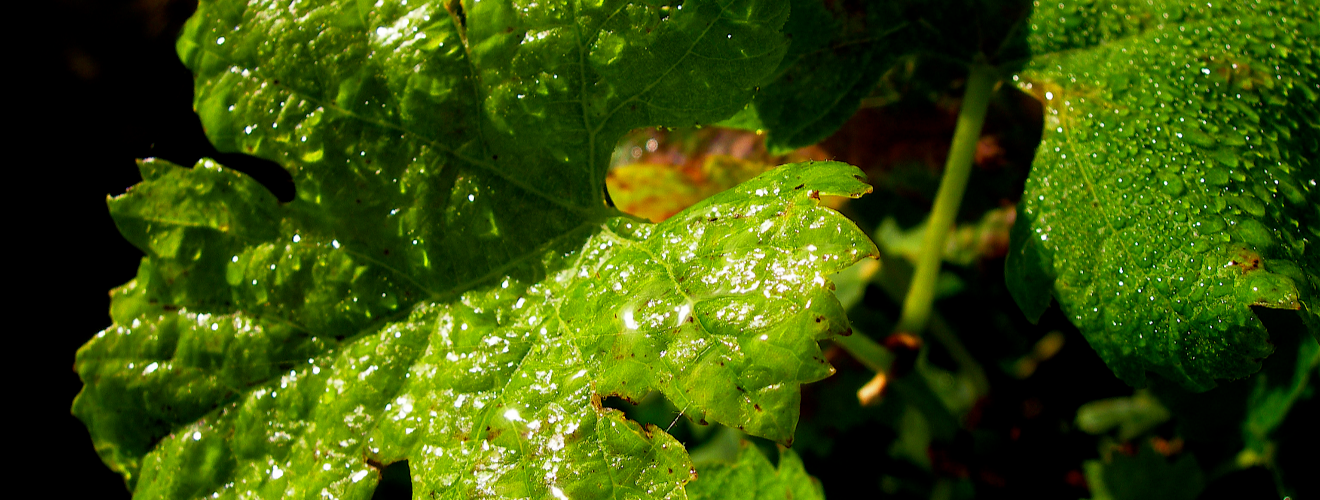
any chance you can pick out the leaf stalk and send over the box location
[833,332,895,374]
[847,63,998,406]
[895,63,996,336]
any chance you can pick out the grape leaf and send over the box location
[76,158,875,498]
[1006,0,1320,390]
[74,0,881,497]
[720,0,1033,154]
[685,441,825,500]
[175,0,791,295]
[718,0,910,153]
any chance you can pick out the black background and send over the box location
[31,1,226,496]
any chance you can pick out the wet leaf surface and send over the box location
[1007,0,1320,390]
[73,0,882,498]
[77,158,875,499]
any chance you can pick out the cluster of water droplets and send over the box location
[1017,0,1316,388]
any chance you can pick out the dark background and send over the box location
[31,1,223,496]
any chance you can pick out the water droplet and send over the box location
[1158,173,1186,196]
[1235,218,1274,248]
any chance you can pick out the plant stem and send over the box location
[834,332,898,405]
[895,63,996,336]
[872,249,990,395]
[833,332,895,373]
[841,64,997,407]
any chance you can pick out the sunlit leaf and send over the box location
[76,158,875,499]
[73,0,886,497]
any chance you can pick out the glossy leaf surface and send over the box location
[73,0,881,497]
[685,442,824,500]
[75,158,875,499]
[1007,0,1320,390]
[176,0,791,296]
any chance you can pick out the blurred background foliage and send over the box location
[32,0,1315,498]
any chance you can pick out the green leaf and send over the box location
[1006,0,1320,391]
[174,0,792,299]
[73,0,885,497]
[1085,443,1205,500]
[721,0,1033,154]
[1240,324,1319,464]
[685,441,825,500]
[718,0,909,153]
[74,157,876,498]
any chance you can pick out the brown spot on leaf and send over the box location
[1226,248,1262,273]
[365,457,386,473]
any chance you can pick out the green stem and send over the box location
[872,249,990,395]
[895,64,997,336]
[833,332,895,373]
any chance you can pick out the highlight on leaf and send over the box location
[72,0,890,498]
[75,154,876,499]
[68,0,1320,497]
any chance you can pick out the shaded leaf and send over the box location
[875,205,1015,267]
[1076,390,1171,441]
[1084,443,1204,500]
[722,0,1033,153]
[732,0,907,153]
[1006,0,1320,390]
[719,0,910,153]
[685,440,825,500]
[1240,323,1319,463]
